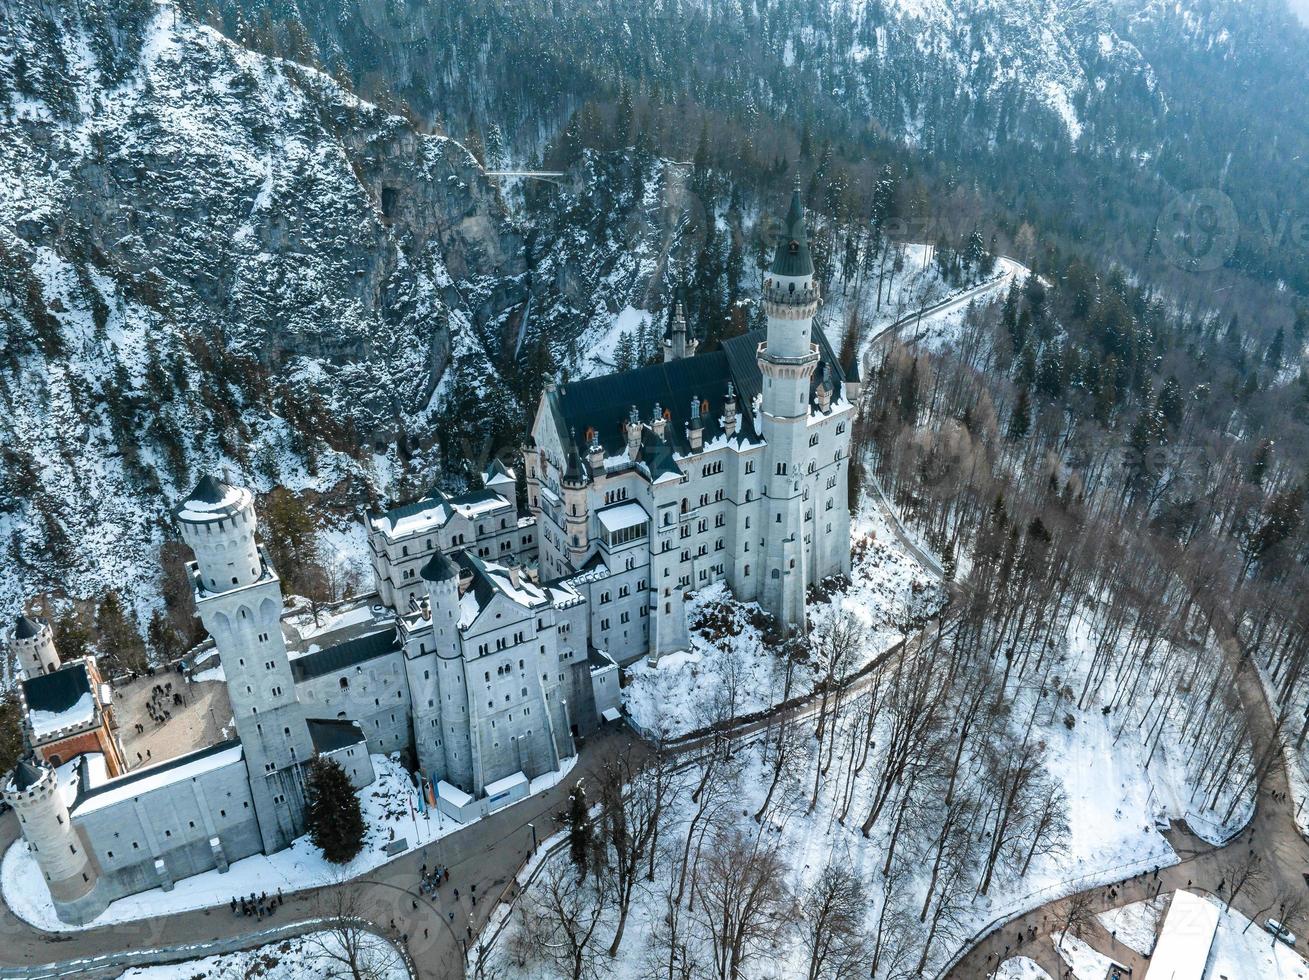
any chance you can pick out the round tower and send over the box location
[174,475,262,593]
[3,758,97,907]
[13,615,60,679]
[422,551,461,647]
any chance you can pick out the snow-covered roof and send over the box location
[74,741,244,816]
[369,488,514,541]
[1148,890,1219,978]
[29,693,95,739]
[22,662,98,741]
[175,475,250,523]
[454,552,549,630]
[484,771,527,797]
[596,501,650,534]
[437,780,473,807]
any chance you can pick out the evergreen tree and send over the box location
[147,608,184,662]
[1156,375,1185,430]
[0,692,23,777]
[305,757,365,864]
[1006,387,1031,441]
[95,591,148,674]
[567,779,591,878]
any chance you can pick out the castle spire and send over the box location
[771,179,813,279]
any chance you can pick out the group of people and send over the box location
[230,889,284,919]
[418,862,449,899]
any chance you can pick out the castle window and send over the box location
[837,422,846,434]
[771,569,780,579]
[232,577,238,585]
[744,565,750,576]
[340,677,349,689]
[809,433,819,447]
[776,463,787,475]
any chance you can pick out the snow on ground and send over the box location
[1053,932,1117,979]
[1252,653,1309,839]
[1207,896,1309,979]
[116,931,406,980]
[995,957,1053,980]
[3,753,574,932]
[1056,609,1254,846]
[578,304,657,376]
[1097,895,1165,955]
[623,502,944,738]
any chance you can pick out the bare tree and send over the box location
[799,862,868,980]
[303,885,407,980]
[692,827,795,980]
[1222,850,1266,908]
[599,743,681,957]
[528,860,615,980]
[1056,890,1096,951]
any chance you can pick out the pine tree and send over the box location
[1007,387,1031,441]
[1156,375,1185,430]
[305,757,365,864]
[567,779,591,878]
[147,608,184,662]
[96,591,148,674]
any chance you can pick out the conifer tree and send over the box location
[95,591,148,674]
[567,779,591,878]
[305,757,366,864]
[1007,387,1031,442]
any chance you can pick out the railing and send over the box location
[0,917,415,980]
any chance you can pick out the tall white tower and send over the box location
[3,758,98,914]
[759,183,820,632]
[175,475,313,853]
[13,615,61,679]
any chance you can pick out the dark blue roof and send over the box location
[21,662,91,717]
[290,628,399,683]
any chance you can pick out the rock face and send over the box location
[0,0,526,616]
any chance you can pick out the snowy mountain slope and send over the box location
[0,0,526,621]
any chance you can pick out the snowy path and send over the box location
[943,620,1309,977]
[0,727,631,980]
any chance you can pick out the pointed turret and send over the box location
[662,302,698,362]
[12,614,60,679]
[771,179,813,278]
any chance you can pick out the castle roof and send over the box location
[188,474,231,505]
[21,662,93,727]
[771,183,813,278]
[290,628,399,683]
[420,550,460,584]
[10,758,46,791]
[175,474,248,523]
[14,614,42,639]
[547,323,848,470]
[307,718,367,755]
[73,739,243,814]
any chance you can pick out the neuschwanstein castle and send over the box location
[3,188,855,924]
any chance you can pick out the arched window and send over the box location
[771,568,780,579]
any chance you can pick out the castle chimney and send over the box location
[723,382,737,437]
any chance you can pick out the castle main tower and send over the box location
[759,183,820,632]
[3,759,98,917]
[175,475,313,853]
[12,615,61,679]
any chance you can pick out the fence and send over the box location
[0,917,415,980]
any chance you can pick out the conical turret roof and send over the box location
[14,615,42,640]
[771,182,813,278]
[188,474,231,505]
[11,758,46,791]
